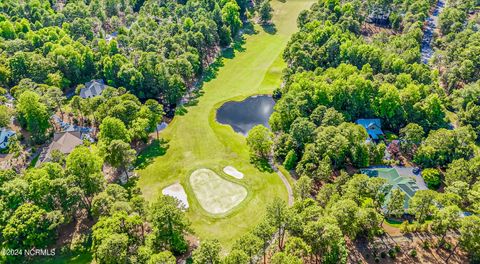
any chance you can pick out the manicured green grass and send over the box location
[32,252,92,264]
[136,0,315,250]
[28,153,40,168]
[385,218,403,228]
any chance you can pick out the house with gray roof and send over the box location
[106,31,118,42]
[37,132,83,165]
[356,119,384,141]
[80,79,107,99]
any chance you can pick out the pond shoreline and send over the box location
[216,94,275,136]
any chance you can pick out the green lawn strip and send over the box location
[136,0,315,250]
[32,252,92,264]
[278,165,296,189]
[28,153,40,168]
[385,218,403,228]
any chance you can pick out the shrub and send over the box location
[400,221,410,233]
[421,223,430,232]
[422,168,441,189]
[423,241,430,249]
[376,228,385,236]
[388,248,396,258]
[394,245,401,253]
[380,251,387,258]
[444,242,453,251]
[410,249,417,257]
[410,223,421,232]
[283,150,297,170]
[69,233,89,253]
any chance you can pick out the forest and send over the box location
[0,0,248,108]
[262,0,480,262]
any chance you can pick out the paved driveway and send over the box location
[394,166,428,190]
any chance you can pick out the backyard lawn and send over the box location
[136,0,315,249]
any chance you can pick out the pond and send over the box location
[216,95,275,135]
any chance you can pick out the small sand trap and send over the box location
[223,166,244,179]
[162,183,189,209]
[190,168,247,214]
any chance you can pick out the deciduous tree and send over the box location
[149,196,191,255]
[104,140,136,181]
[193,239,221,264]
[16,91,50,143]
[246,125,273,160]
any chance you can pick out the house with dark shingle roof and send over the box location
[356,119,384,141]
[80,79,107,99]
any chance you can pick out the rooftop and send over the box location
[356,118,384,140]
[80,79,106,99]
[361,167,426,208]
[38,132,83,164]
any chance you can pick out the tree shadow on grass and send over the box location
[233,35,247,52]
[232,22,257,52]
[251,157,274,173]
[202,54,226,83]
[175,105,188,116]
[261,23,277,35]
[135,139,169,169]
[242,21,258,36]
[202,22,256,83]
[177,21,257,111]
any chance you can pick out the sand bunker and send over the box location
[223,166,244,179]
[190,168,247,214]
[162,183,189,209]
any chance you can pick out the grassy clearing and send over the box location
[134,139,169,169]
[137,0,315,249]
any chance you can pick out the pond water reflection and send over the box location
[216,95,275,135]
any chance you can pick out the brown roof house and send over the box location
[38,132,84,165]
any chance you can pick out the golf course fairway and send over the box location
[137,0,315,249]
